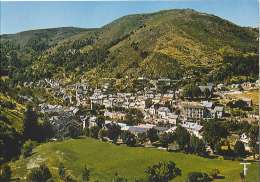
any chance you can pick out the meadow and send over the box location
[11,138,258,182]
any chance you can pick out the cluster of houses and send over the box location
[38,103,80,136]
[23,77,258,152]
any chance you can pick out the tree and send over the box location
[189,135,206,155]
[175,126,190,150]
[27,164,52,182]
[234,141,245,157]
[121,131,136,147]
[82,165,90,182]
[21,140,34,158]
[23,105,39,140]
[145,161,181,182]
[0,164,12,181]
[124,109,144,126]
[145,99,153,109]
[203,120,228,152]
[137,133,147,144]
[82,128,90,137]
[182,84,202,99]
[146,128,159,143]
[98,128,107,141]
[89,126,100,139]
[58,163,66,180]
[204,88,211,99]
[38,120,55,142]
[186,172,212,182]
[0,121,21,163]
[96,115,105,128]
[106,123,121,143]
[159,132,174,150]
[248,125,259,159]
[233,100,249,109]
[67,124,82,138]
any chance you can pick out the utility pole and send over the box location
[240,162,251,182]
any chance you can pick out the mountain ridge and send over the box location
[0,9,258,88]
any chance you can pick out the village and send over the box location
[21,77,259,154]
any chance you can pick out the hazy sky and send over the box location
[0,0,258,34]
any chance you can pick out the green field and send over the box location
[11,138,258,182]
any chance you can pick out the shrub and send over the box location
[145,161,181,182]
[186,172,212,182]
[234,140,246,157]
[21,140,34,158]
[26,164,52,182]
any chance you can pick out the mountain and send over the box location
[0,27,88,47]
[1,9,258,88]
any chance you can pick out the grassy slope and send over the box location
[229,89,259,106]
[11,138,258,182]
[0,93,25,131]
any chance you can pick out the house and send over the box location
[217,83,225,90]
[199,85,213,98]
[90,89,106,109]
[211,106,224,118]
[165,126,177,133]
[104,111,126,120]
[241,82,255,90]
[122,124,167,136]
[240,133,251,151]
[242,98,253,107]
[201,101,224,119]
[147,105,156,115]
[181,102,204,120]
[157,107,171,118]
[166,113,179,125]
[231,84,240,89]
[181,121,203,139]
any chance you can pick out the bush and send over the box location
[186,172,212,182]
[121,131,136,147]
[189,135,206,156]
[82,165,90,182]
[98,128,108,141]
[89,126,100,139]
[146,128,159,143]
[145,161,181,182]
[21,140,34,158]
[234,140,246,157]
[26,164,52,182]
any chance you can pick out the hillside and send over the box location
[0,27,88,48]
[11,138,258,181]
[0,93,25,131]
[1,9,258,87]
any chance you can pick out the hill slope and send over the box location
[1,9,258,86]
[11,138,258,181]
[0,27,88,48]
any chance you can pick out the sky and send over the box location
[0,0,259,34]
